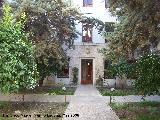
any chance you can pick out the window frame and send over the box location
[83,0,93,7]
[82,23,93,43]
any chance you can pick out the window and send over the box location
[82,23,92,42]
[105,0,109,8]
[57,60,69,78]
[83,0,93,7]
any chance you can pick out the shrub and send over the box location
[135,54,160,95]
[72,67,78,84]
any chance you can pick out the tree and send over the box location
[105,0,160,61]
[104,0,160,95]
[0,4,38,93]
[10,0,82,85]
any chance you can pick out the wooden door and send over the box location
[81,59,93,84]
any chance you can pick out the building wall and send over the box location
[73,0,116,44]
[55,44,106,85]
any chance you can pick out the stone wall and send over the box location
[54,44,106,85]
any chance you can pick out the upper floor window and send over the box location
[83,0,93,7]
[82,23,92,42]
[105,0,109,8]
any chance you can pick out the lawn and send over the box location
[97,87,136,96]
[0,101,68,120]
[18,86,76,95]
[110,102,160,120]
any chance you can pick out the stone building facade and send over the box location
[55,44,106,85]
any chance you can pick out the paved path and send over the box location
[62,85,120,120]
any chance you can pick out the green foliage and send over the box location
[126,62,137,79]
[46,89,75,95]
[72,67,78,84]
[96,75,103,86]
[136,101,160,107]
[136,115,159,120]
[104,62,117,79]
[10,0,81,82]
[106,0,160,61]
[104,22,115,32]
[110,103,129,110]
[135,54,160,95]
[98,88,136,96]
[0,5,38,93]
[113,58,137,79]
[0,101,10,108]
[111,102,160,120]
[114,58,128,78]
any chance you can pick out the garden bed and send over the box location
[17,86,76,95]
[0,101,68,120]
[97,87,137,96]
[110,102,160,120]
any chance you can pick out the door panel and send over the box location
[81,59,93,84]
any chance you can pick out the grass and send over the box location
[18,86,76,95]
[0,101,68,120]
[110,101,160,120]
[97,87,136,96]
